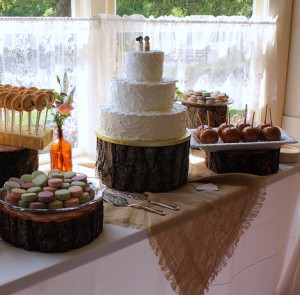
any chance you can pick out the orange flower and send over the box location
[58,103,74,116]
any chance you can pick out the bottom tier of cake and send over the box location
[96,134,190,193]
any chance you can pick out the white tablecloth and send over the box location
[4,166,300,295]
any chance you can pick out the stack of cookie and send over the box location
[4,169,95,210]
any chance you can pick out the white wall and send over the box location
[282,0,300,142]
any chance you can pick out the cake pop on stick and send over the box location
[35,93,48,135]
[11,94,24,134]
[4,92,18,132]
[144,36,150,51]
[22,94,36,135]
[0,90,7,127]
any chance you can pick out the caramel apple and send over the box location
[221,113,241,143]
[241,111,260,142]
[217,108,233,137]
[236,104,250,132]
[200,128,219,144]
[199,111,218,144]
[195,113,208,141]
[261,107,281,141]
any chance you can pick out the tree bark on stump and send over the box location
[0,145,38,187]
[205,149,280,175]
[182,102,227,128]
[0,198,104,253]
[96,138,190,193]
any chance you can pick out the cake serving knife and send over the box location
[108,189,180,211]
[103,192,166,216]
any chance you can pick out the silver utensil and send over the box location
[108,189,180,211]
[103,192,166,216]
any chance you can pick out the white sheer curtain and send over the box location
[0,15,277,156]
[0,17,91,154]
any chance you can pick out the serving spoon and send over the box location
[103,192,166,216]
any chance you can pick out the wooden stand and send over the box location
[0,199,103,253]
[182,102,227,128]
[205,148,280,175]
[0,145,38,187]
[96,137,190,193]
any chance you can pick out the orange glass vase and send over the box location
[50,129,73,172]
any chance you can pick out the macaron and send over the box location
[27,186,42,194]
[202,91,211,97]
[5,193,20,205]
[79,192,91,204]
[84,186,95,198]
[38,191,55,203]
[10,188,27,200]
[71,181,86,188]
[61,182,71,189]
[21,174,33,183]
[68,185,83,198]
[48,169,60,176]
[48,199,63,209]
[55,189,71,201]
[5,181,21,192]
[30,202,47,209]
[64,172,76,179]
[32,171,46,179]
[21,182,35,190]
[64,197,80,208]
[8,177,24,185]
[21,192,37,202]
[33,174,49,187]
[49,173,64,179]
[18,199,29,208]
[71,174,87,183]
[48,178,64,188]
[43,186,58,192]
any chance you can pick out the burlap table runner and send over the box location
[104,162,267,295]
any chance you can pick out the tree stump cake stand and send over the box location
[205,148,280,175]
[181,101,231,128]
[0,197,104,253]
[95,129,191,193]
[0,145,39,187]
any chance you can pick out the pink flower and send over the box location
[58,103,74,116]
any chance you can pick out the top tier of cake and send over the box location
[125,50,164,82]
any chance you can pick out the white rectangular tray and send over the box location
[190,128,298,152]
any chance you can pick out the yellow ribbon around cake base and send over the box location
[95,128,191,147]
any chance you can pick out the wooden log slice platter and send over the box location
[0,196,104,253]
[0,145,38,187]
[205,148,280,175]
[181,102,228,128]
[96,130,191,193]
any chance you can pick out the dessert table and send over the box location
[0,156,300,295]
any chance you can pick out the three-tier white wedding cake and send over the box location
[96,42,190,193]
[99,50,187,141]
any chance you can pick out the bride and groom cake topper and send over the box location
[136,36,150,51]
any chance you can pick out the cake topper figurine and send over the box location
[136,36,143,51]
[144,36,150,51]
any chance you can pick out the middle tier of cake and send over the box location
[110,78,176,112]
[99,103,187,141]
